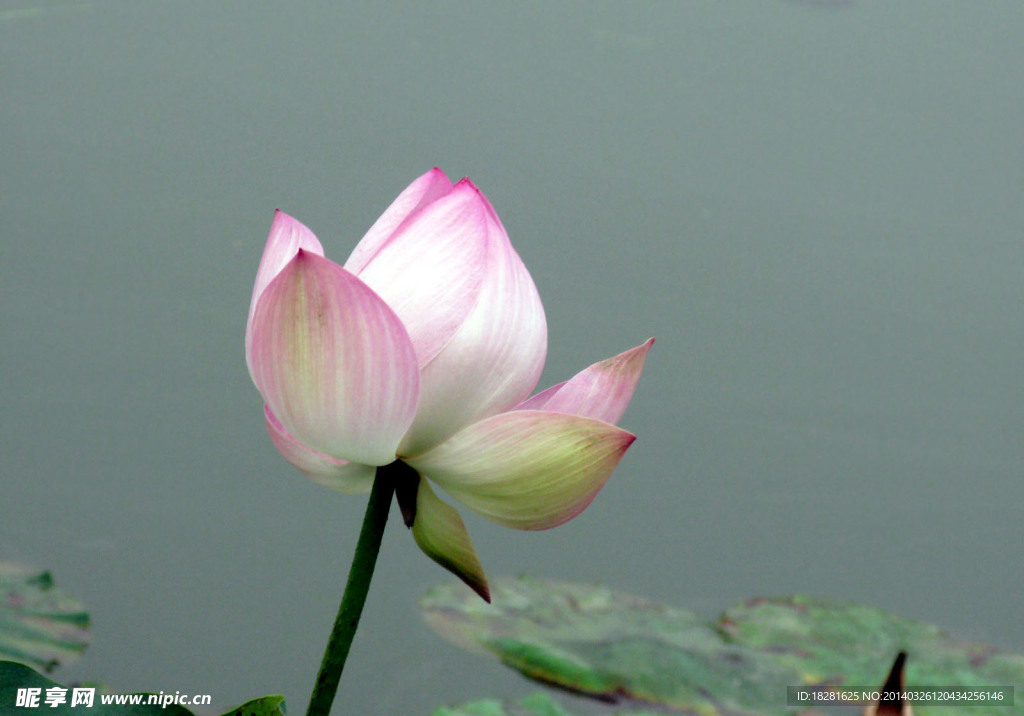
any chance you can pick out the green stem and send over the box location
[305,463,399,716]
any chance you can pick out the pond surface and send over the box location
[2,1,1022,713]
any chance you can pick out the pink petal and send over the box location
[249,250,419,466]
[517,339,654,425]
[246,211,324,383]
[515,382,565,411]
[410,477,490,601]
[346,180,489,369]
[345,168,455,275]
[407,410,635,530]
[399,184,547,456]
[265,407,375,493]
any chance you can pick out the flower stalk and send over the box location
[305,464,401,716]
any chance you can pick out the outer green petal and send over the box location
[408,411,635,531]
[412,478,490,602]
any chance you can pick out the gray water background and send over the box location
[2,1,1022,713]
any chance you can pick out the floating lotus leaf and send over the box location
[423,577,1024,715]
[432,690,668,716]
[432,691,572,716]
[423,576,805,714]
[722,595,1024,715]
[0,562,89,672]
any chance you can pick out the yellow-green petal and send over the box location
[411,478,490,602]
[408,411,635,531]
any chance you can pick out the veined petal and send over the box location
[345,167,455,274]
[265,406,375,493]
[407,411,634,531]
[347,180,489,368]
[249,250,419,466]
[411,477,490,602]
[246,211,325,383]
[516,339,654,425]
[514,382,565,411]
[400,186,547,456]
